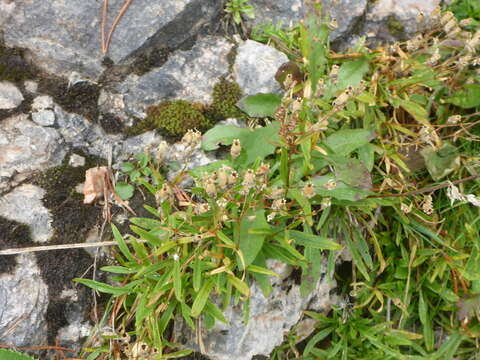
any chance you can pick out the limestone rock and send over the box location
[0,114,66,179]
[234,40,288,95]
[364,0,440,42]
[0,185,53,244]
[113,36,234,120]
[0,254,49,347]
[174,262,337,360]
[1,0,222,79]
[0,81,24,109]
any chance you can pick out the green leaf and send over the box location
[420,143,460,181]
[100,266,137,274]
[288,230,342,250]
[129,217,164,230]
[238,209,269,268]
[334,157,372,190]
[398,98,430,125]
[227,274,250,297]
[193,257,203,292]
[311,175,372,201]
[328,57,370,95]
[173,258,183,301]
[111,224,135,262]
[202,122,280,165]
[130,225,163,246]
[120,162,135,172]
[323,129,376,156]
[445,84,480,108]
[115,182,135,201]
[73,278,133,296]
[303,327,333,356]
[247,264,279,277]
[236,93,282,117]
[205,301,228,324]
[191,280,214,318]
[0,349,37,360]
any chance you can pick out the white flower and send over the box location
[466,194,480,207]
[446,183,465,205]
[172,253,180,261]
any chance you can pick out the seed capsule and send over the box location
[230,139,241,158]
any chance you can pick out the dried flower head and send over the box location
[421,194,434,215]
[242,169,256,189]
[156,183,173,203]
[182,129,201,146]
[205,179,217,197]
[302,183,316,199]
[156,141,169,162]
[272,198,287,211]
[401,202,413,214]
[328,17,338,30]
[256,162,270,176]
[324,179,337,190]
[440,11,454,26]
[195,202,210,215]
[228,170,238,185]
[447,115,461,124]
[231,139,241,158]
[321,197,331,210]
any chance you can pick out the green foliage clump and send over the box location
[0,349,36,360]
[208,78,244,120]
[134,100,211,138]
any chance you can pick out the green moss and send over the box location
[208,78,244,121]
[0,44,33,82]
[386,15,405,37]
[126,79,245,139]
[145,100,211,137]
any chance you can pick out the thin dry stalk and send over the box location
[101,0,134,55]
[0,239,147,256]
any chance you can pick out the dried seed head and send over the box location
[256,162,270,176]
[459,18,473,27]
[228,170,238,185]
[156,183,172,203]
[328,17,338,30]
[267,212,277,222]
[440,11,454,26]
[218,166,229,189]
[443,18,458,33]
[323,179,337,190]
[156,141,169,162]
[426,48,441,66]
[292,98,302,112]
[283,73,294,89]
[205,179,217,197]
[315,78,325,97]
[332,90,350,108]
[447,115,461,124]
[311,118,329,132]
[242,169,256,189]
[182,129,201,146]
[302,183,316,199]
[231,139,241,158]
[456,54,472,68]
[447,26,462,39]
[422,194,433,215]
[195,203,210,215]
[321,197,331,209]
[271,198,287,211]
[268,186,285,199]
[401,202,413,214]
[472,57,480,66]
[216,198,228,208]
[416,11,425,23]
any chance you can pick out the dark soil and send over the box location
[99,112,125,134]
[0,216,35,274]
[32,153,106,344]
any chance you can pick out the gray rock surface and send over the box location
[0,185,53,243]
[249,0,305,28]
[0,254,49,347]
[0,81,24,109]
[111,36,234,120]
[0,114,66,179]
[364,0,440,42]
[174,262,337,360]
[323,0,367,42]
[234,40,288,95]
[1,0,222,79]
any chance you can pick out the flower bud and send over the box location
[231,139,241,158]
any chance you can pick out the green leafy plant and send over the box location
[76,3,480,358]
[224,0,255,25]
[0,349,36,360]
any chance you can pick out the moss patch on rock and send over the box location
[126,78,244,139]
[386,15,405,38]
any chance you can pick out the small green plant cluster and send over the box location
[77,3,480,359]
[0,349,36,360]
[224,0,255,25]
[128,79,243,139]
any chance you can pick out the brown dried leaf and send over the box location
[83,166,109,204]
